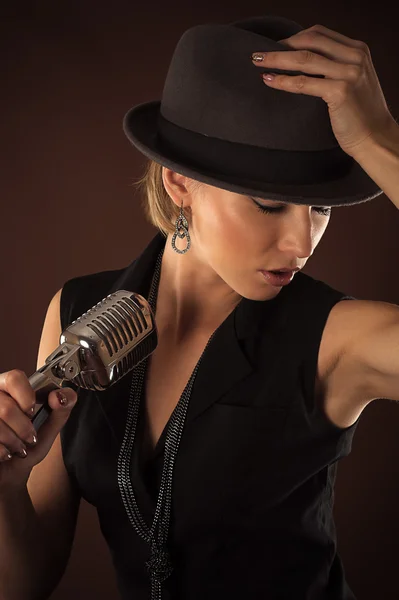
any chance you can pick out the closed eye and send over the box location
[251,198,331,217]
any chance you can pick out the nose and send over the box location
[277,210,315,260]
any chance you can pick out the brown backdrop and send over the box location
[1,1,399,598]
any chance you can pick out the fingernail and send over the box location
[27,434,37,445]
[251,53,264,62]
[263,73,276,82]
[56,391,68,406]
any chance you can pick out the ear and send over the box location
[161,167,193,209]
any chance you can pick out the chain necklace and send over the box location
[117,249,217,600]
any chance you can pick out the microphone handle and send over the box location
[29,371,61,431]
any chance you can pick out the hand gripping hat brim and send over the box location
[123,15,384,207]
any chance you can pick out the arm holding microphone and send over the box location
[0,289,157,600]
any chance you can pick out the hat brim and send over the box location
[123,100,384,207]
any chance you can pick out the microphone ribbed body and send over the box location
[60,290,157,391]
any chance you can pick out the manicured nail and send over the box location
[251,53,264,62]
[56,391,68,406]
[263,73,276,82]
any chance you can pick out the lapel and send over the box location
[90,231,292,457]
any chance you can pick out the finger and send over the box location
[253,38,367,79]
[1,387,78,468]
[262,72,338,103]
[252,49,348,80]
[14,387,78,465]
[0,370,36,416]
[303,25,369,50]
[0,416,33,456]
[277,29,369,64]
[0,447,13,462]
[0,397,38,450]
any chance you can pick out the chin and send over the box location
[253,289,282,302]
[237,283,282,302]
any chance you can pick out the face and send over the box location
[164,170,331,301]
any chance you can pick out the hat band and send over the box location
[157,113,353,186]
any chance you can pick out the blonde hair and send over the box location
[132,160,203,237]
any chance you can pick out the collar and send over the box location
[93,231,296,460]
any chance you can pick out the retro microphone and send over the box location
[29,290,157,431]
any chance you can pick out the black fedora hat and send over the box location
[123,15,384,207]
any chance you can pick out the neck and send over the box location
[154,234,242,341]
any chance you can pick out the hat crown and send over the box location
[122,15,383,206]
[160,17,338,151]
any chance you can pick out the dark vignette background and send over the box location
[1,1,399,598]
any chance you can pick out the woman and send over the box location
[1,14,399,600]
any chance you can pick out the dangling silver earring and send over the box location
[171,201,191,254]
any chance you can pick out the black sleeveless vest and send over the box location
[60,232,359,600]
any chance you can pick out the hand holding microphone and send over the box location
[30,290,157,430]
[0,370,78,492]
[0,290,157,494]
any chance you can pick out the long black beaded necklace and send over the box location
[117,248,217,600]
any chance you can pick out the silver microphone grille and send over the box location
[60,290,157,391]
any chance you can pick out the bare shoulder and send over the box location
[322,297,399,366]
[316,298,399,429]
